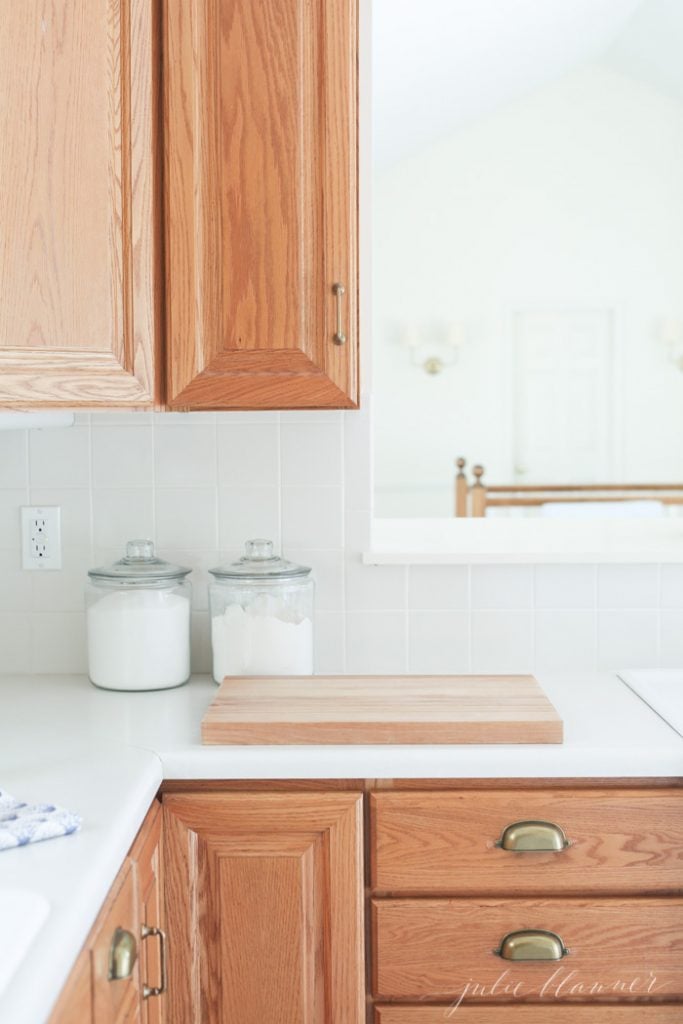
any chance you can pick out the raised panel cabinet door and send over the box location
[0,0,161,407]
[163,791,365,1023]
[164,0,359,409]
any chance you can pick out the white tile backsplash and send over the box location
[29,425,90,488]
[0,406,680,673]
[280,421,343,486]
[346,611,407,674]
[534,610,597,672]
[597,609,659,669]
[660,565,683,608]
[408,610,470,674]
[598,565,660,608]
[471,610,534,673]
[0,431,27,489]
[154,423,216,488]
[217,423,279,487]
[534,565,597,608]
[471,565,534,609]
[407,565,469,609]
[91,425,153,488]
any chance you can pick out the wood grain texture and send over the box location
[201,675,563,745]
[164,0,358,409]
[90,862,141,1023]
[373,897,683,1001]
[0,0,160,408]
[49,946,93,1023]
[375,1007,683,1023]
[162,791,365,1023]
[371,789,683,895]
[130,801,164,1024]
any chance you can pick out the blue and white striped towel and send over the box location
[0,788,81,851]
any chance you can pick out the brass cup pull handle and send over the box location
[108,927,137,981]
[332,282,346,344]
[495,929,569,962]
[141,924,167,999]
[495,819,569,852]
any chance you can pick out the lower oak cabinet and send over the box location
[50,782,683,1022]
[50,800,165,1024]
[162,791,365,1024]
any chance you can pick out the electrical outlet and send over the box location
[21,506,62,571]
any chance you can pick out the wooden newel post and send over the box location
[455,457,467,517]
[471,464,486,518]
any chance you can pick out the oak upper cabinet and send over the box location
[163,791,365,1023]
[163,0,359,409]
[0,0,161,408]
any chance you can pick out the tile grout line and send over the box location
[656,562,662,667]
[213,414,220,552]
[466,564,473,672]
[403,565,410,672]
[276,413,282,553]
[340,414,348,674]
[592,564,599,671]
[531,564,538,672]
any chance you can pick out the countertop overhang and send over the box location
[0,671,681,1024]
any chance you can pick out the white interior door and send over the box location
[513,309,613,484]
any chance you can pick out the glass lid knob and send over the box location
[245,539,274,560]
[126,539,155,561]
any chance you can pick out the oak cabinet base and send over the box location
[162,791,364,1024]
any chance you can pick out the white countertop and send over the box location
[0,671,681,1024]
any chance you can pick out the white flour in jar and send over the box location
[211,600,313,680]
[87,589,190,690]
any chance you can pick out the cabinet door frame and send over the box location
[0,0,161,408]
[163,790,365,1023]
[163,0,359,409]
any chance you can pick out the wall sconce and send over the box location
[660,318,683,371]
[395,322,465,375]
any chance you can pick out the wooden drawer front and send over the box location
[375,1008,683,1023]
[371,789,683,895]
[91,863,140,1024]
[373,898,683,1002]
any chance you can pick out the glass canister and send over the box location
[86,540,192,692]
[209,539,314,682]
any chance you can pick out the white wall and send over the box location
[0,407,682,676]
[374,61,683,516]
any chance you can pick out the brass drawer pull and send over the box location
[496,820,569,852]
[332,282,346,344]
[141,924,167,998]
[108,927,137,981]
[495,929,569,961]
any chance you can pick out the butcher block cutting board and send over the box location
[201,675,563,745]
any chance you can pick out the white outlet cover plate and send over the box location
[21,506,62,571]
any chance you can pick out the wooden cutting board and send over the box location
[201,675,563,745]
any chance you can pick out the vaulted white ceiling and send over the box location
[373,0,682,168]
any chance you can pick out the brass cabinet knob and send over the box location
[108,927,137,981]
[496,820,569,852]
[141,924,167,999]
[495,929,569,961]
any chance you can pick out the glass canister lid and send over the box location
[88,540,191,584]
[209,539,311,581]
